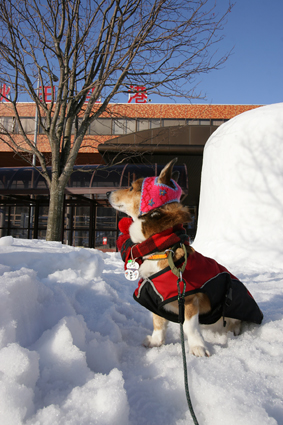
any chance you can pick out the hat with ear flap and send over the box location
[139,176,182,216]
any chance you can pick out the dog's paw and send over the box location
[232,321,241,336]
[189,345,210,357]
[233,325,241,336]
[225,318,242,336]
[143,334,164,348]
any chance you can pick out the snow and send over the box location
[193,103,283,271]
[0,103,283,424]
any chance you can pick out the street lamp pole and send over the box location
[32,76,40,167]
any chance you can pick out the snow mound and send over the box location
[0,240,130,425]
[193,103,283,270]
[0,236,14,246]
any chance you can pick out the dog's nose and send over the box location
[106,191,111,199]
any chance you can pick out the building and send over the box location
[0,103,262,249]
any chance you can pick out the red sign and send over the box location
[0,84,11,102]
[128,85,147,103]
[102,237,108,245]
[38,86,55,103]
[85,87,101,103]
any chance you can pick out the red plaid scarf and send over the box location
[120,224,190,265]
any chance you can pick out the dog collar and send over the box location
[147,252,169,260]
[146,248,175,260]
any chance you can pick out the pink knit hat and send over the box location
[139,176,182,216]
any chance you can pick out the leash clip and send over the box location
[167,244,188,324]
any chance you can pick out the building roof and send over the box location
[0,103,263,154]
[0,102,262,118]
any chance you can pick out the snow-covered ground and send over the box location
[0,237,282,425]
[1,103,283,424]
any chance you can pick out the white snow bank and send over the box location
[0,238,282,425]
[193,103,283,271]
[0,239,130,425]
[0,235,14,246]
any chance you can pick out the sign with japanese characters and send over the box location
[0,84,11,102]
[0,83,149,103]
[38,86,56,103]
[128,85,147,103]
[85,87,101,103]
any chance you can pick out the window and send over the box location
[96,206,116,229]
[73,230,89,247]
[0,117,15,133]
[112,119,137,135]
[163,119,186,127]
[112,119,126,135]
[137,119,149,131]
[39,118,46,134]
[17,118,35,134]
[212,120,224,126]
[90,118,112,135]
[188,119,210,126]
[188,119,199,125]
[72,206,90,229]
[149,119,160,129]
[126,119,136,133]
[38,206,48,228]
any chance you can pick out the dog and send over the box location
[107,159,263,357]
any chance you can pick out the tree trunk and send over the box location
[46,181,65,241]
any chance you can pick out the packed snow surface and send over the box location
[0,238,282,425]
[1,103,283,424]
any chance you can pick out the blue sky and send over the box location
[186,0,283,105]
[3,0,282,106]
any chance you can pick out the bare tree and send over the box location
[0,0,233,241]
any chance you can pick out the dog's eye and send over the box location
[129,186,133,191]
[150,211,161,218]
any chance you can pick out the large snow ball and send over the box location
[193,103,283,270]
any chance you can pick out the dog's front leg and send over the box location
[184,296,210,357]
[143,313,168,348]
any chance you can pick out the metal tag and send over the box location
[125,268,139,281]
[126,259,139,270]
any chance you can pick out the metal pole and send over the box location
[30,77,40,238]
[32,77,40,166]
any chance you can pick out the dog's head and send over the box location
[107,159,191,241]
[107,159,181,219]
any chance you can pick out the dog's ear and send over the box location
[172,170,179,183]
[158,158,178,186]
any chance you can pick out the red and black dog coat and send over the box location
[118,219,263,325]
[133,250,263,325]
